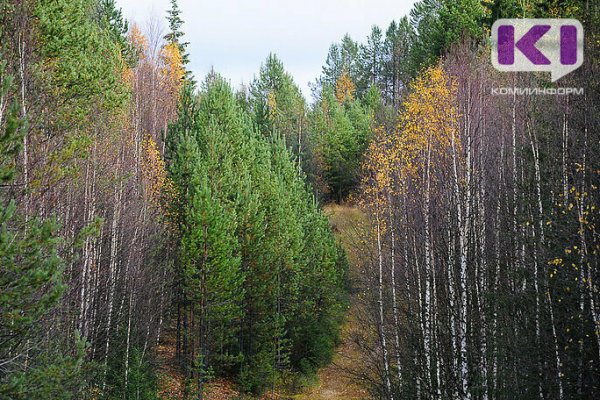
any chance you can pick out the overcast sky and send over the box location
[119,0,417,98]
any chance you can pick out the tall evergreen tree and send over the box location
[249,54,307,168]
[164,0,191,68]
[95,0,135,66]
[165,74,347,396]
[383,17,414,106]
[310,87,373,202]
[318,34,360,92]
[358,25,385,96]
[409,0,485,75]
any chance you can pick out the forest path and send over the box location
[289,204,370,400]
[289,306,368,400]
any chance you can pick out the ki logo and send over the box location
[491,19,584,82]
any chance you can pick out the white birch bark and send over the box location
[451,124,470,399]
[375,208,394,399]
[526,121,544,398]
[423,143,433,396]
[124,290,133,391]
[103,177,123,386]
[446,209,459,399]
[547,289,564,400]
[577,112,600,363]
[387,200,403,385]
[18,33,28,220]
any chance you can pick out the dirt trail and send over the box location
[290,204,369,400]
[291,305,369,400]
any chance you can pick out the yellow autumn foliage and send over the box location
[160,42,185,98]
[361,64,459,211]
[335,69,356,104]
[267,90,278,123]
[129,23,148,59]
[142,134,175,213]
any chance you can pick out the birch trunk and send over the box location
[376,208,394,400]
[452,125,470,399]
[423,143,433,397]
[388,200,403,385]
[446,209,459,399]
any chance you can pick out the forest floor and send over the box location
[156,331,242,400]
[287,306,369,400]
[156,204,369,400]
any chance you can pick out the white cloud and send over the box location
[119,0,417,98]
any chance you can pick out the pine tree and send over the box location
[166,74,347,396]
[310,88,372,202]
[383,17,414,105]
[164,0,191,74]
[96,0,135,66]
[408,0,485,75]
[249,54,307,161]
[358,25,384,96]
[319,34,360,91]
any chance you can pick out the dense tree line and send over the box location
[351,0,600,399]
[0,0,347,398]
[166,76,347,396]
[1,0,174,397]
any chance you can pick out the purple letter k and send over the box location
[498,25,551,65]
[515,25,551,65]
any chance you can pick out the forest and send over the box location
[0,0,598,399]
